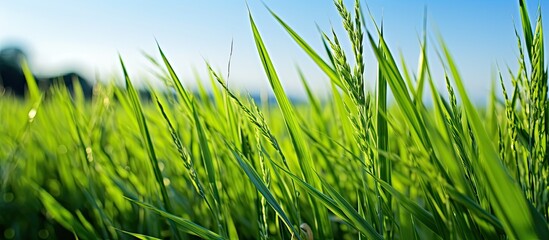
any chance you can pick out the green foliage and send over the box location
[1,1,548,239]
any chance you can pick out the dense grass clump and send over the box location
[1,0,549,239]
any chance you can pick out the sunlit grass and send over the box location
[1,0,548,239]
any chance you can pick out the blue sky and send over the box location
[0,1,546,102]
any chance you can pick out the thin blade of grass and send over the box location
[267,7,343,89]
[126,198,225,240]
[519,0,534,60]
[249,10,333,238]
[156,43,193,111]
[191,100,226,237]
[270,159,383,240]
[120,56,181,239]
[226,145,301,239]
[373,176,441,236]
[116,229,163,240]
[20,58,41,102]
[376,23,390,195]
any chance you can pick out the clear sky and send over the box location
[0,1,546,102]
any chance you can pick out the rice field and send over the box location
[1,0,548,239]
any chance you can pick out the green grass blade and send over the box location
[119,56,181,239]
[440,40,549,239]
[21,58,41,102]
[127,199,225,240]
[191,100,226,237]
[374,176,441,236]
[227,146,301,239]
[414,8,429,103]
[249,10,333,238]
[117,229,163,240]
[444,186,504,231]
[519,0,534,60]
[297,66,322,117]
[32,183,97,239]
[320,179,384,240]
[270,160,383,240]
[267,8,343,89]
[156,43,193,111]
[330,82,356,150]
[366,30,430,152]
[376,26,390,190]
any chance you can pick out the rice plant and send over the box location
[1,0,548,239]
